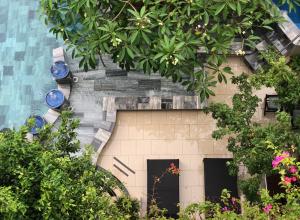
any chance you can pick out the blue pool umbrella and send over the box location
[50,61,69,80]
[27,115,46,135]
[45,89,65,109]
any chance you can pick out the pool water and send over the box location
[0,0,60,129]
[274,0,300,28]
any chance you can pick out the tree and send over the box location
[39,0,298,101]
[208,74,300,200]
[0,112,138,219]
[251,51,300,112]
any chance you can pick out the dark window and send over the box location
[264,95,280,115]
[204,158,238,203]
[147,159,179,218]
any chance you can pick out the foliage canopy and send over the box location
[0,112,138,219]
[39,0,299,100]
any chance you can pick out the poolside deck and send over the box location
[67,54,198,149]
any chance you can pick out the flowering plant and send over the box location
[148,163,180,219]
[180,142,300,219]
[269,142,300,202]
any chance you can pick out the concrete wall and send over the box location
[96,57,276,215]
[98,110,232,214]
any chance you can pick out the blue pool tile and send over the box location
[0,0,61,129]
[28,10,35,20]
[0,33,5,42]
[14,51,25,61]
[0,115,6,124]
[3,66,13,76]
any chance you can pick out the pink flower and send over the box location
[272,151,290,168]
[263,204,272,213]
[284,176,292,185]
[291,176,297,182]
[167,163,180,175]
[289,165,298,174]
[272,156,284,167]
[222,206,229,212]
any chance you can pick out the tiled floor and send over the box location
[0,0,60,129]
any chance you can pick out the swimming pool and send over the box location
[274,0,300,28]
[0,0,60,129]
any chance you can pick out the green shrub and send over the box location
[239,176,261,203]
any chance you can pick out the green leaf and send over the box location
[262,25,273,30]
[141,32,151,45]
[126,47,135,59]
[140,6,146,17]
[130,31,139,44]
[223,66,232,74]
[204,11,209,25]
[228,2,236,11]
[215,3,226,15]
[237,2,242,16]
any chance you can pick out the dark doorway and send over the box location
[204,158,238,203]
[267,174,285,196]
[147,159,179,218]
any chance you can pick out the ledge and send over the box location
[278,12,300,43]
[92,95,207,164]
[42,47,71,125]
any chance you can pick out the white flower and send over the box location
[172,57,179,65]
[235,49,246,56]
[111,38,122,47]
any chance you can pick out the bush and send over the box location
[239,176,261,203]
[0,111,137,219]
[115,196,140,220]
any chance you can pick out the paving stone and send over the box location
[94,80,115,91]
[91,138,102,151]
[106,69,127,77]
[97,121,114,132]
[106,111,117,123]
[43,109,60,124]
[95,128,111,143]
[138,79,161,90]
[138,97,150,103]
